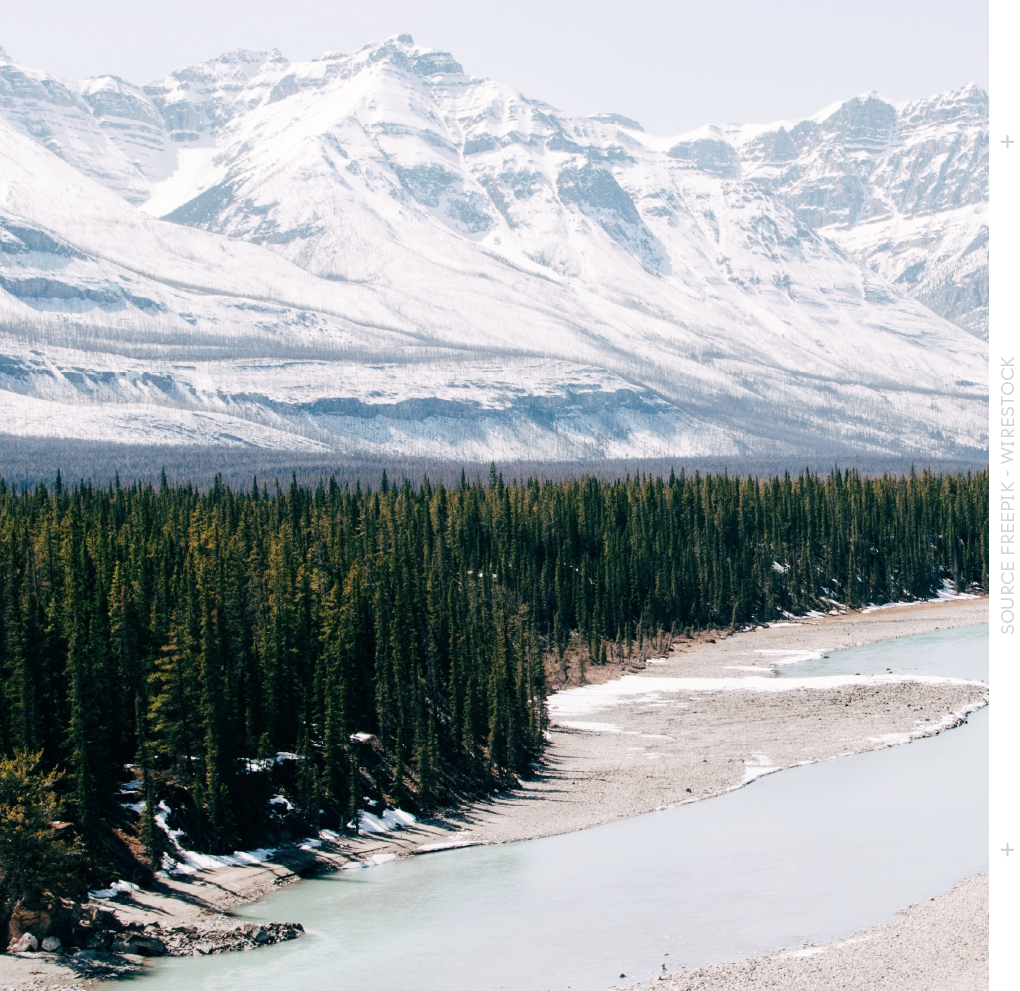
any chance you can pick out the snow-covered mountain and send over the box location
[724,86,988,339]
[0,38,988,461]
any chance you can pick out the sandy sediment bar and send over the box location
[449,598,988,844]
[614,873,988,991]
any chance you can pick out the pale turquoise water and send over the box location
[775,621,988,682]
[137,625,988,991]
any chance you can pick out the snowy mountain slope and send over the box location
[0,38,989,461]
[692,86,988,337]
[0,46,154,203]
[1,38,987,338]
[136,38,986,331]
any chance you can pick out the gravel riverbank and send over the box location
[449,598,988,844]
[613,873,987,991]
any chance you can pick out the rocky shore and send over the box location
[0,893,304,988]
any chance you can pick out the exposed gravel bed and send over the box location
[613,873,987,991]
[447,600,987,844]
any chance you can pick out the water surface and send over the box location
[138,625,988,991]
[776,621,988,681]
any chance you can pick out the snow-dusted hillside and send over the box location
[724,85,988,338]
[0,37,988,461]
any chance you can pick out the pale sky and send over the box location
[0,0,988,135]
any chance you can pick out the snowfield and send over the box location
[0,38,988,461]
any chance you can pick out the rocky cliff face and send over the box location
[0,37,988,460]
[733,86,987,338]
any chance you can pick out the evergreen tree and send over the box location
[0,467,988,862]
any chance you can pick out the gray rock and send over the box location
[9,932,38,952]
[41,935,62,952]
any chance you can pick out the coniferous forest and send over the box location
[0,466,988,885]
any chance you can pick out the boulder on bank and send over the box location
[84,904,124,932]
[3,900,78,952]
[8,932,38,953]
[2,896,304,962]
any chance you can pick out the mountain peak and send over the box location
[842,90,893,109]
[209,47,285,66]
[369,34,416,49]
[355,36,465,76]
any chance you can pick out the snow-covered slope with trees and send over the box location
[0,37,988,461]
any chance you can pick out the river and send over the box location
[137,624,988,991]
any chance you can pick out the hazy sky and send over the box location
[0,0,988,134]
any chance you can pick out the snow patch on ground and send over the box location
[348,808,417,834]
[547,674,985,720]
[88,879,139,900]
[742,754,781,784]
[869,701,982,749]
[162,846,278,875]
[753,648,830,665]
[152,800,278,875]
[869,732,912,747]
[342,853,398,869]
[415,839,484,853]
[862,584,981,613]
